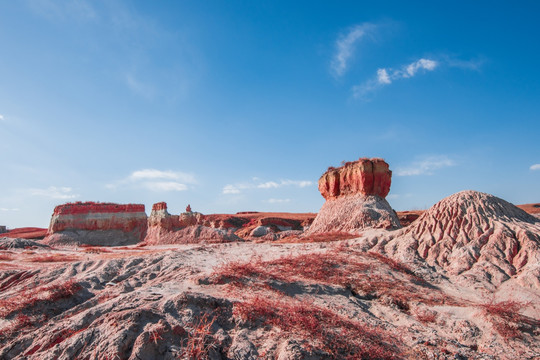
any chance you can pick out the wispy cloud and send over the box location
[331,23,377,77]
[354,58,438,98]
[396,156,456,176]
[0,114,4,121]
[108,169,195,192]
[0,208,20,212]
[265,198,291,204]
[28,186,79,199]
[222,178,313,195]
[530,164,540,171]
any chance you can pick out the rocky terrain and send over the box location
[0,158,538,359]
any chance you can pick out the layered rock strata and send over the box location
[44,202,147,246]
[308,158,400,234]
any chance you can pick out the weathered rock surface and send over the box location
[371,191,540,290]
[44,202,147,246]
[308,158,400,234]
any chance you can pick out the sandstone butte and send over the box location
[308,157,401,234]
[43,202,148,246]
[319,157,392,200]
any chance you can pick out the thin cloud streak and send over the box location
[28,186,79,199]
[530,164,540,171]
[107,169,195,192]
[354,58,438,98]
[331,23,376,77]
[222,179,313,195]
[396,156,456,176]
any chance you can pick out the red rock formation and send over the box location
[44,202,147,246]
[186,204,192,213]
[308,158,400,234]
[0,227,47,240]
[319,158,392,200]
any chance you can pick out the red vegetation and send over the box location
[234,296,399,359]
[52,202,145,216]
[0,279,81,317]
[480,300,540,339]
[180,313,218,359]
[209,250,450,309]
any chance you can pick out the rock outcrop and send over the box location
[319,158,392,200]
[43,202,147,246]
[308,158,400,234]
[145,202,239,245]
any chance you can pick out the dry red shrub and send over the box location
[234,296,399,359]
[0,279,82,317]
[180,313,218,359]
[480,300,540,339]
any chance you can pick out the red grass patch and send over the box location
[234,296,399,359]
[181,313,218,359]
[480,300,540,339]
[0,279,82,317]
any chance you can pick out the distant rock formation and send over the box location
[0,227,47,240]
[308,158,401,234]
[145,202,239,245]
[43,202,147,246]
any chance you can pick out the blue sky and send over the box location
[1,1,539,228]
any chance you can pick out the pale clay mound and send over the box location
[364,190,540,291]
[307,194,401,234]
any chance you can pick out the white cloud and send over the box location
[265,198,291,204]
[354,58,438,99]
[129,169,195,183]
[377,69,391,84]
[404,59,437,78]
[0,208,20,212]
[28,186,79,199]
[143,181,187,192]
[530,164,540,171]
[396,156,456,176]
[331,23,376,77]
[108,168,195,192]
[222,178,313,195]
[257,181,280,189]
[222,184,242,194]
[0,114,4,121]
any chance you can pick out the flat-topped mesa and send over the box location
[44,202,147,246]
[308,157,400,234]
[319,158,392,200]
